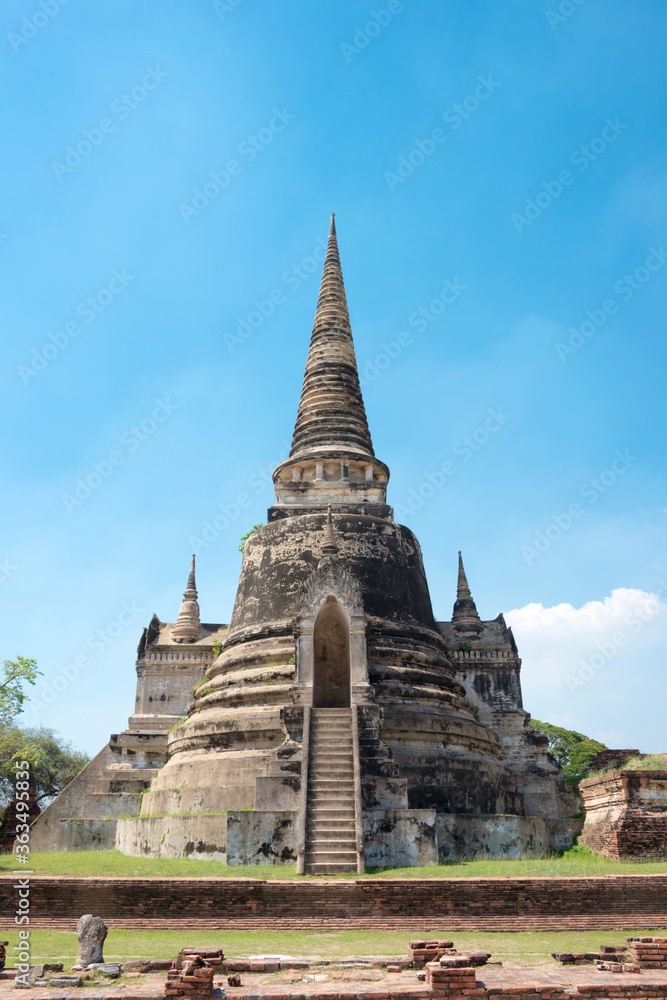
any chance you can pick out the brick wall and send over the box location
[579,770,667,860]
[1,875,666,930]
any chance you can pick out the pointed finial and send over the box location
[288,214,375,460]
[172,554,202,643]
[457,551,472,599]
[321,505,339,556]
[452,551,482,633]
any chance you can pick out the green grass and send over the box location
[2,846,666,878]
[6,927,666,967]
[621,753,667,771]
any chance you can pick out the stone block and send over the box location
[254,776,300,811]
[88,963,122,977]
[116,814,227,861]
[226,810,297,866]
[362,778,408,809]
[436,814,550,861]
[363,808,437,867]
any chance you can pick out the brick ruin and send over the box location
[579,769,667,860]
[30,215,583,870]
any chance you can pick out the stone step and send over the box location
[310,708,352,715]
[304,849,358,864]
[307,822,356,834]
[309,732,352,741]
[305,709,358,875]
[308,781,355,792]
[309,762,352,771]
[308,805,355,816]
[306,837,356,850]
[304,862,358,874]
[308,794,355,806]
[308,773,354,781]
[309,760,353,768]
[310,724,352,730]
[311,721,352,727]
[307,806,355,819]
[308,767,354,789]
[310,743,352,751]
[308,792,355,803]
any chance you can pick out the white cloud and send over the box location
[505,587,667,751]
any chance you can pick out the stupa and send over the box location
[31,216,579,871]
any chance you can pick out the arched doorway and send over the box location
[312,597,350,708]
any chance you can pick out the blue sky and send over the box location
[2,0,666,755]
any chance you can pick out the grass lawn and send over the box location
[6,927,667,966]
[2,847,666,879]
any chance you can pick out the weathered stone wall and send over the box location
[363,809,437,867]
[2,875,665,930]
[579,769,667,859]
[226,810,297,866]
[435,814,550,860]
[29,746,141,852]
[116,815,227,861]
[54,819,118,851]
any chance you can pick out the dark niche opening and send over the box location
[312,597,350,708]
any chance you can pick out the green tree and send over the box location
[0,657,41,726]
[0,725,89,809]
[530,718,606,782]
[238,523,263,554]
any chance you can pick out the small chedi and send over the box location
[31,216,581,872]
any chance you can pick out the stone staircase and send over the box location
[304,708,359,874]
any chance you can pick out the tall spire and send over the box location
[289,214,375,460]
[172,554,202,643]
[452,551,482,633]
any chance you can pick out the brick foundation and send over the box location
[1,875,666,930]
